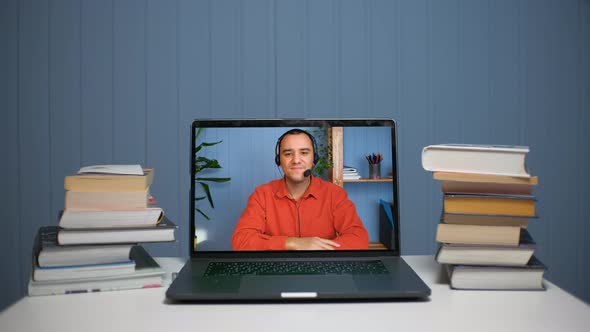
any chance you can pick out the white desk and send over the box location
[1,256,588,332]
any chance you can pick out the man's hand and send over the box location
[285,237,341,250]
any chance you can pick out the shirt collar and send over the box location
[275,176,319,200]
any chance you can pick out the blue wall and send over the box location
[1,0,589,309]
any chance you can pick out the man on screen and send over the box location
[231,129,369,251]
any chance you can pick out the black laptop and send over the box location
[166,119,430,301]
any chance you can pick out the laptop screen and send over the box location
[190,119,399,255]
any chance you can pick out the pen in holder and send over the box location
[366,153,382,179]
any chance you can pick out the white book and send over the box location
[77,164,143,175]
[29,246,165,296]
[38,244,134,267]
[28,274,163,296]
[57,218,177,245]
[446,256,546,290]
[342,174,361,180]
[33,260,136,282]
[342,166,358,173]
[422,144,531,177]
[59,208,164,229]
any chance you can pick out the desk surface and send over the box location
[1,256,588,332]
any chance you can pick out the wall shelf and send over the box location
[328,127,393,186]
[343,178,393,183]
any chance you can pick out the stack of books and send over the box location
[422,144,547,290]
[28,165,177,296]
[342,165,361,180]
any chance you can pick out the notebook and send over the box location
[166,119,431,301]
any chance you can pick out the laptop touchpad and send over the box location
[240,275,356,293]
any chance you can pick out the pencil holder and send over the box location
[368,164,381,179]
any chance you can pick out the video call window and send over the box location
[190,121,398,253]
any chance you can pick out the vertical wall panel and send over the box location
[459,0,490,142]
[18,0,50,296]
[544,0,582,296]
[370,0,398,119]
[275,0,305,117]
[430,0,460,142]
[81,0,114,164]
[113,0,147,164]
[178,0,213,257]
[145,0,180,256]
[0,0,21,310]
[307,0,337,117]
[241,0,274,117]
[398,0,433,254]
[488,0,521,145]
[340,0,369,118]
[579,0,590,303]
[210,0,241,117]
[49,0,81,224]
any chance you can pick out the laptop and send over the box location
[166,119,431,301]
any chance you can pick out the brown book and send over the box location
[65,188,149,210]
[442,212,530,228]
[444,194,536,217]
[435,229,536,266]
[64,168,154,192]
[436,223,522,246]
[434,172,538,196]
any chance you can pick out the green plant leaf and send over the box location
[194,128,231,221]
[194,157,224,173]
[206,159,222,169]
[196,177,231,183]
[202,140,222,147]
[195,208,210,220]
[195,141,223,154]
[198,182,214,208]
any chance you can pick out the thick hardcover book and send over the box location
[57,217,177,245]
[65,188,149,210]
[435,172,538,196]
[58,207,164,229]
[433,172,539,185]
[33,260,136,282]
[443,193,536,217]
[28,245,165,296]
[441,212,532,228]
[33,226,134,267]
[64,168,154,192]
[422,144,531,177]
[436,229,536,266]
[436,223,522,246]
[445,256,546,290]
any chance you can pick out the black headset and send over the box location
[274,129,319,166]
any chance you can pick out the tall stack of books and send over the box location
[422,144,547,290]
[28,165,177,296]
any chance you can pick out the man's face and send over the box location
[279,133,314,183]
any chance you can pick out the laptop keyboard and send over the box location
[204,260,389,276]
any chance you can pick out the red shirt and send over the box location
[232,176,369,250]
